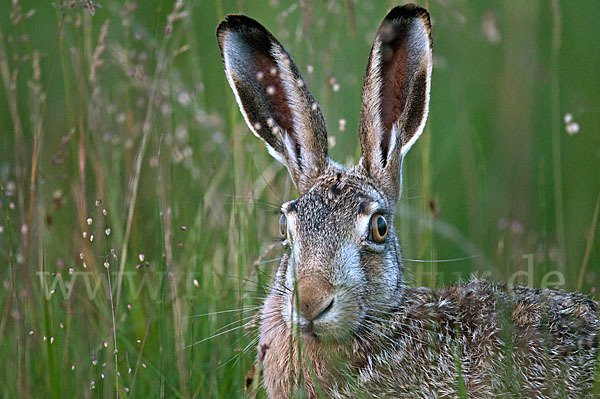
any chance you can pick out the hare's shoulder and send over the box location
[399,279,599,330]
[397,280,600,380]
[347,281,599,397]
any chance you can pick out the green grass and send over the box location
[0,0,599,397]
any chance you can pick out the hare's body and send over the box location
[217,4,599,398]
[261,279,599,398]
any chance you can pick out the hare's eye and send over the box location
[370,214,387,243]
[279,214,287,239]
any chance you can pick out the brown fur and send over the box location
[217,4,600,398]
[260,279,599,398]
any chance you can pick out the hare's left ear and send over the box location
[217,15,329,194]
[358,4,433,200]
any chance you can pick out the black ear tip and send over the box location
[216,15,246,38]
[216,14,268,36]
[216,19,228,40]
[380,4,432,49]
[216,14,277,55]
[384,3,431,26]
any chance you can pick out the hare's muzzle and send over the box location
[295,275,335,324]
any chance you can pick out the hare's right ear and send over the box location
[358,5,432,201]
[217,15,329,194]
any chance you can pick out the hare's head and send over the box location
[217,5,432,342]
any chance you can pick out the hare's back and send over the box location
[344,280,599,398]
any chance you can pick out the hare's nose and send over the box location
[296,276,335,321]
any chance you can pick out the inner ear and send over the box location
[401,68,428,147]
[251,52,295,139]
[230,35,298,154]
[379,26,411,161]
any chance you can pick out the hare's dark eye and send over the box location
[370,214,387,243]
[279,214,287,239]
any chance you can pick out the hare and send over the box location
[217,4,599,398]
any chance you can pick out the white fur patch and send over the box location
[366,39,385,169]
[400,20,432,157]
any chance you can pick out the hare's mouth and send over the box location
[296,297,335,337]
[285,291,359,341]
[300,321,318,337]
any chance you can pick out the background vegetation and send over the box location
[0,0,599,397]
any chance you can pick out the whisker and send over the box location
[400,255,479,263]
[184,321,254,349]
[187,306,262,318]
[220,335,261,370]
[210,314,257,335]
[186,311,261,349]
[258,318,287,341]
[224,194,282,211]
[255,257,283,265]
